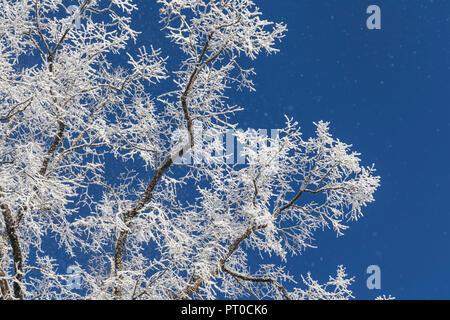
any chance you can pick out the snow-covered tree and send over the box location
[0,0,380,300]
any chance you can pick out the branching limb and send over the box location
[223,266,291,300]
[112,30,228,299]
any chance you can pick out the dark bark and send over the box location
[0,202,23,300]
[39,120,66,176]
[0,235,11,300]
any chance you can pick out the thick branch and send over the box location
[0,268,10,300]
[39,120,66,176]
[183,224,265,299]
[223,266,291,300]
[112,33,227,299]
[0,189,24,300]
[0,234,11,300]
[182,153,322,299]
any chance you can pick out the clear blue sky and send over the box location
[81,0,450,299]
